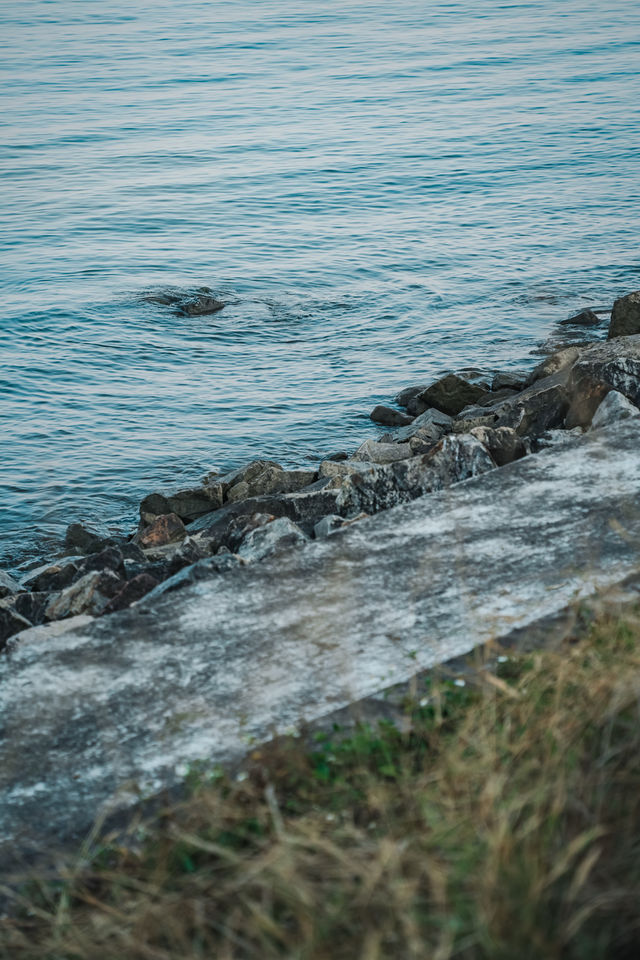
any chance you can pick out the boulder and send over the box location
[101,574,160,615]
[0,570,21,600]
[608,291,640,339]
[526,346,580,386]
[237,517,308,563]
[21,559,80,593]
[140,485,224,526]
[318,460,378,479]
[369,405,414,427]
[143,554,244,601]
[7,614,94,648]
[226,466,316,503]
[45,570,123,621]
[566,336,640,428]
[413,374,486,417]
[0,605,32,650]
[491,371,527,391]
[11,591,49,626]
[408,428,443,456]
[176,293,224,316]
[134,513,186,549]
[477,387,519,407]
[338,435,495,516]
[590,391,640,431]
[469,426,526,467]
[351,439,413,464]
[77,546,126,580]
[559,308,601,327]
[389,408,452,443]
[64,522,118,555]
[394,384,428,408]
[494,372,570,437]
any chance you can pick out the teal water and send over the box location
[1,0,639,568]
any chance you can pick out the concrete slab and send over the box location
[3,419,640,870]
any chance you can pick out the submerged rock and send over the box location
[608,291,640,339]
[590,390,640,430]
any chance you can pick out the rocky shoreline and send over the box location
[2,289,640,653]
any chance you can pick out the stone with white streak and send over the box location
[590,390,640,430]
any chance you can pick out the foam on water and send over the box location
[1,0,639,568]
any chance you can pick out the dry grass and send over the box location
[4,608,640,959]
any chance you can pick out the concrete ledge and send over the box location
[2,419,640,870]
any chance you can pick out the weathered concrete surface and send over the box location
[3,419,640,871]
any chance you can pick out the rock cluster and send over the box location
[3,291,640,651]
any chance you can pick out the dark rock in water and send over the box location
[566,335,640,427]
[414,374,486,417]
[176,294,224,317]
[369,405,414,427]
[608,291,640,339]
[494,372,570,437]
[0,570,21,600]
[64,522,118,556]
[394,384,428,408]
[0,605,31,649]
[11,591,50,626]
[135,513,186,549]
[491,371,527,392]
[22,559,80,593]
[140,485,224,525]
[469,426,526,467]
[77,546,126,581]
[142,554,244,601]
[590,391,640,430]
[237,517,308,563]
[45,570,123,621]
[102,574,160,615]
[559,308,601,327]
[526,346,580,386]
[326,451,348,462]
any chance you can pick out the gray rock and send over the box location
[318,460,379,478]
[351,439,413,463]
[477,387,519,407]
[408,428,443,456]
[608,291,640,339]
[559,308,601,327]
[494,372,570,437]
[140,485,224,525]
[0,605,32,650]
[566,335,640,428]
[313,514,346,539]
[8,614,94,648]
[177,294,225,317]
[590,390,640,430]
[237,517,308,563]
[77,546,126,581]
[526,346,581,386]
[390,408,452,443]
[0,570,21,600]
[64,522,118,556]
[143,554,244,601]
[11,591,49,626]
[45,570,123,621]
[227,466,316,503]
[491,371,527,391]
[414,374,487,417]
[452,412,499,434]
[469,426,526,467]
[369,405,414,427]
[21,559,80,593]
[394,384,428,408]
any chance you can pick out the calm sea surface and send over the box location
[1,0,639,569]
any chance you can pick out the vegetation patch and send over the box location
[3,609,640,959]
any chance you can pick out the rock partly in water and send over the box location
[413,374,486,417]
[590,390,640,431]
[491,371,527,391]
[388,408,452,443]
[45,570,123,621]
[559,308,601,327]
[64,522,118,556]
[494,372,571,437]
[237,517,308,563]
[140,485,224,525]
[394,384,428,408]
[0,570,21,600]
[226,466,317,503]
[351,439,413,464]
[135,513,187,550]
[608,291,640,339]
[369,405,414,427]
[177,294,225,317]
